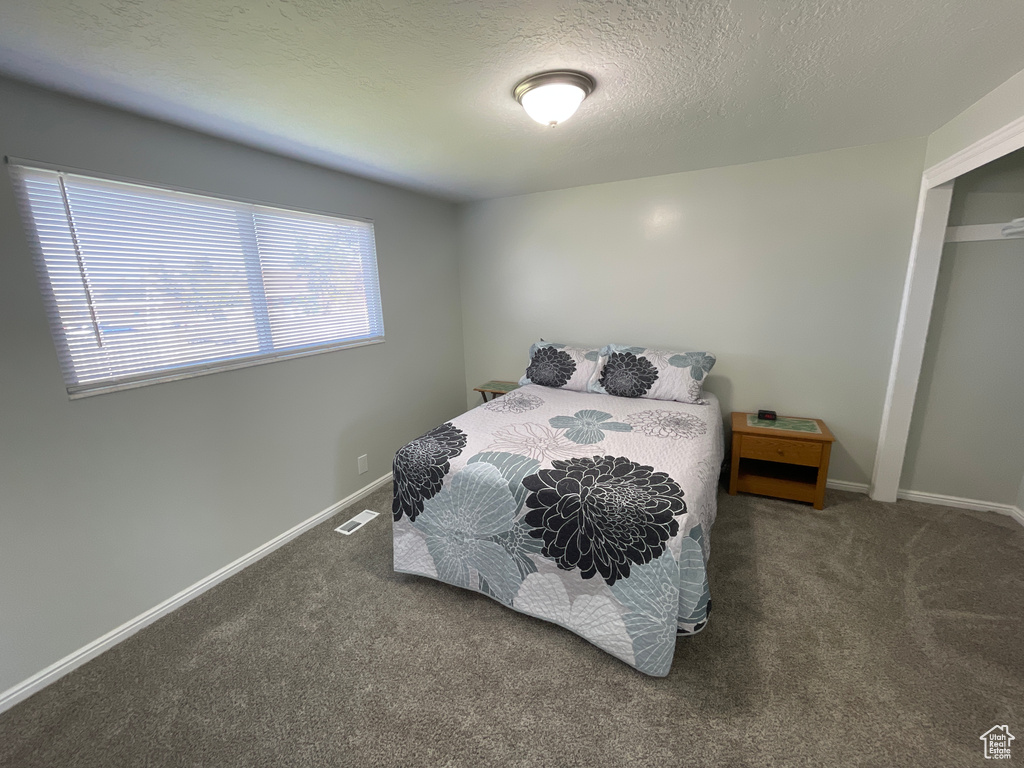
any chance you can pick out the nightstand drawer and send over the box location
[740,435,822,466]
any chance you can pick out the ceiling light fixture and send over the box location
[513,71,596,127]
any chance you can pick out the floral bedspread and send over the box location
[391,384,724,676]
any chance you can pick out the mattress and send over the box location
[391,384,724,676]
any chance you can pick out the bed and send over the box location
[391,382,724,677]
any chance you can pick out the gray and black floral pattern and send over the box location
[549,409,632,444]
[668,351,716,381]
[483,390,544,413]
[526,346,577,388]
[416,462,524,605]
[393,422,467,522]
[600,352,659,398]
[523,456,686,586]
[491,520,545,579]
[625,410,708,439]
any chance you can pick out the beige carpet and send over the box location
[1,485,1022,767]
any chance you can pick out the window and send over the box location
[8,161,384,398]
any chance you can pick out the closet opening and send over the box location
[900,148,1024,511]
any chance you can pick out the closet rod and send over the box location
[944,223,1024,243]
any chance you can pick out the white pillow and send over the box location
[518,342,607,392]
[589,344,716,404]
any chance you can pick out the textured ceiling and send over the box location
[2,1,1024,200]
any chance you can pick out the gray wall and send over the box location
[458,138,927,485]
[902,149,1024,504]
[0,77,465,693]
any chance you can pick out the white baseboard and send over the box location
[895,488,1024,521]
[826,479,1024,528]
[826,479,870,493]
[0,473,393,716]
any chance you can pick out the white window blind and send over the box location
[8,161,384,398]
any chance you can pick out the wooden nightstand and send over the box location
[728,412,835,509]
[473,380,519,402]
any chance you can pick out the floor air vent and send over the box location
[335,509,379,535]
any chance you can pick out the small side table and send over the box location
[728,412,835,509]
[473,380,519,403]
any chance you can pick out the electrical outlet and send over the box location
[357,454,368,474]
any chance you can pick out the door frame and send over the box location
[870,113,1024,501]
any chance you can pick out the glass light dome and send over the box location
[514,71,595,127]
